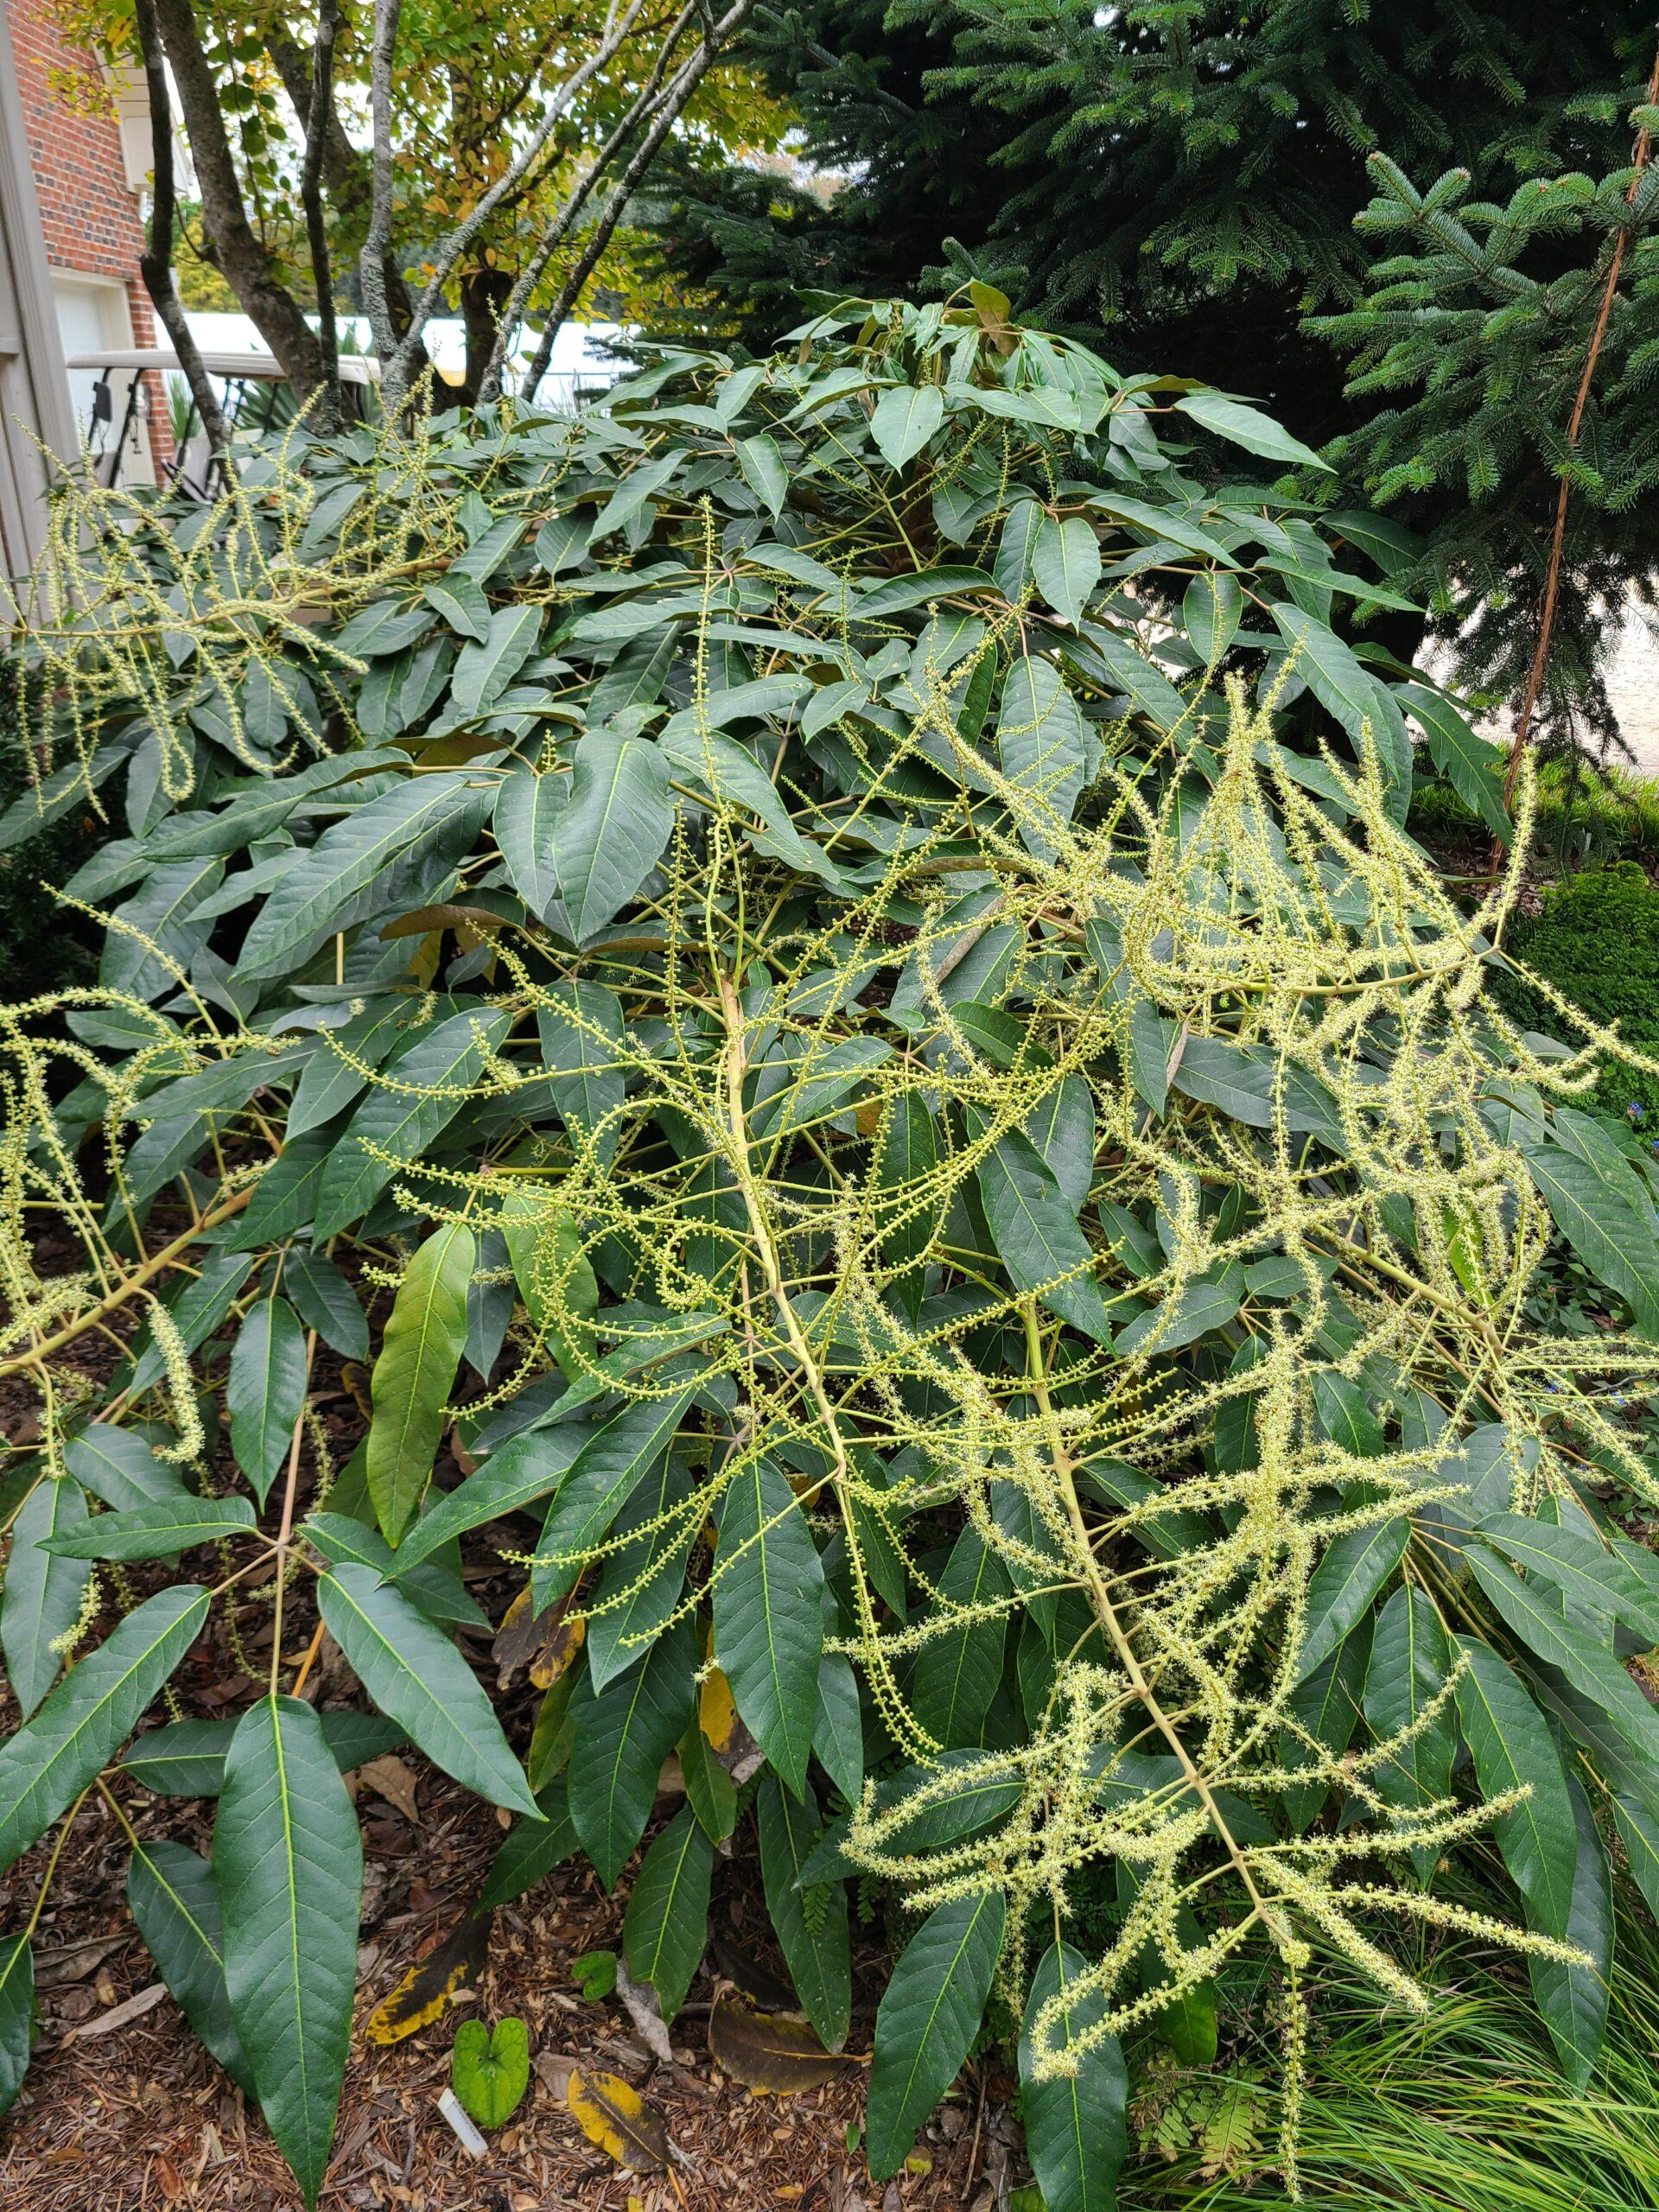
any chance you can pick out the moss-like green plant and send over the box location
[1,295,1657,2209]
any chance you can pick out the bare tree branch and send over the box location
[359,0,404,377]
[133,0,226,454]
[518,0,760,404]
[149,0,324,396]
[299,0,342,428]
[478,0,700,403]
[376,0,657,407]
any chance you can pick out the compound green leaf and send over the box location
[215,1696,361,2208]
[365,1222,475,1547]
[0,1585,209,1875]
[866,1889,1005,2181]
[622,1806,714,2023]
[317,1563,537,1815]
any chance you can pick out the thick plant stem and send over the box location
[0,1186,252,1380]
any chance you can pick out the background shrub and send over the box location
[1492,864,1659,1129]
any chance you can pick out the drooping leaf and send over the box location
[568,1618,696,1885]
[622,1807,714,2023]
[1032,515,1102,627]
[1294,1516,1408,1683]
[1019,1939,1128,2212]
[1175,390,1332,471]
[713,1457,824,1796]
[226,1295,307,1507]
[1,1476,91,1717]
[909,1522,1010,1751]
[975,1128,1116,1344]
[0,1585,209,1875]
[1363,1586,1455,1878]
[548,731,676,944]
[1452,1636,1576,1941]
[866,1889,1005,2181]
[1520,1135,1659,1340]
[365,1222,475,1547]
[479,1777,579,1910]
[1399,683,1510,842]
[1529,1775,1611,2091]
[0,1933,32,2122]
[215,1696,361,2207]
[529,1380,701,1612]
[283,1248,369,1363]
[317,1563,538,1815]
[314,1007,512,1237]
[756,1772,851,2051]
[128,1838,256,2096]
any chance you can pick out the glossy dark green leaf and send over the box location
[812,1653,864,1801]
[314,1008,512,1237]
[976,1128,1116,1344]
[0,1585,209,1875]
[234,773,491,982]
[529,1381,700,1612]
[1452,1636,1575,1941]
[757,1771,850,2050]
[713,1458,824,1796]
[120,1709,404,1797]
[1295,1516,1408,1682]
[478,1777,579,1910]
[910,1522,1010,1751]
[226,1295,307,1507]
[0,1933,31,2122]
[568,1618,696,1885]
[866,1889,1005,2180]
[548,731,675,944]
[1364,1586,1455,1878]
[283,1248,369,1362]
[1520,1136,1659,1340]
[391,1422,588,1569]
[1019,1939,1128,2212]
[1465,1548,1659,1777]
[1399,683,1510,842]
[215,1696,361,2207]
[1529,1776,1611,2091]
[365,1222,475,1547]
[317,1563,538,1815]
[585,1453,696,1691]
[622,1806,714,2023]
[1,1476,91,1717]
[42,1495,256,1560]
[128,1838,256,2096]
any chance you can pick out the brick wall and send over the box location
[3,0,172,474]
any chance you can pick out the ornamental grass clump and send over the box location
[3,293,1659,2206]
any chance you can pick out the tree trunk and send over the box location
[459,265,515,406]
[150,0,324,397]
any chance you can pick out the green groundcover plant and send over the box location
[3,294,1659,2209]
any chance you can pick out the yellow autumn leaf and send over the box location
[565,2068,670,2171]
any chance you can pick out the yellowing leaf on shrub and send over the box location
[565,2068,669,2171]
[699,1663,738,1752]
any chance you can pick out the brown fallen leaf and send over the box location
[358,1754,421,1826]
[365,1913,490,2045]
[535,2050,577,2101]
[708,1936,797,2015]
[340,1362,372,1422]
[567,2068,671,2171]
[614,1957,674,2065]
[708,1993,851,2094]
[67,1982,167,2041]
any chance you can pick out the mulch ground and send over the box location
[0,1233,1019,2212]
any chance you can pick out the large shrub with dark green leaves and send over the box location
[3,296,1659,2208]
[1492,863,1659,1131]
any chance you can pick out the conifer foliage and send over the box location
[3,296,1659,2201]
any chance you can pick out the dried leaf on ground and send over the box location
[358,1752,421,1824]
[567,2066,671,2171]
[615,1955,675,2063]
[364,1912,490,2045]
[709,1990,852,2093]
